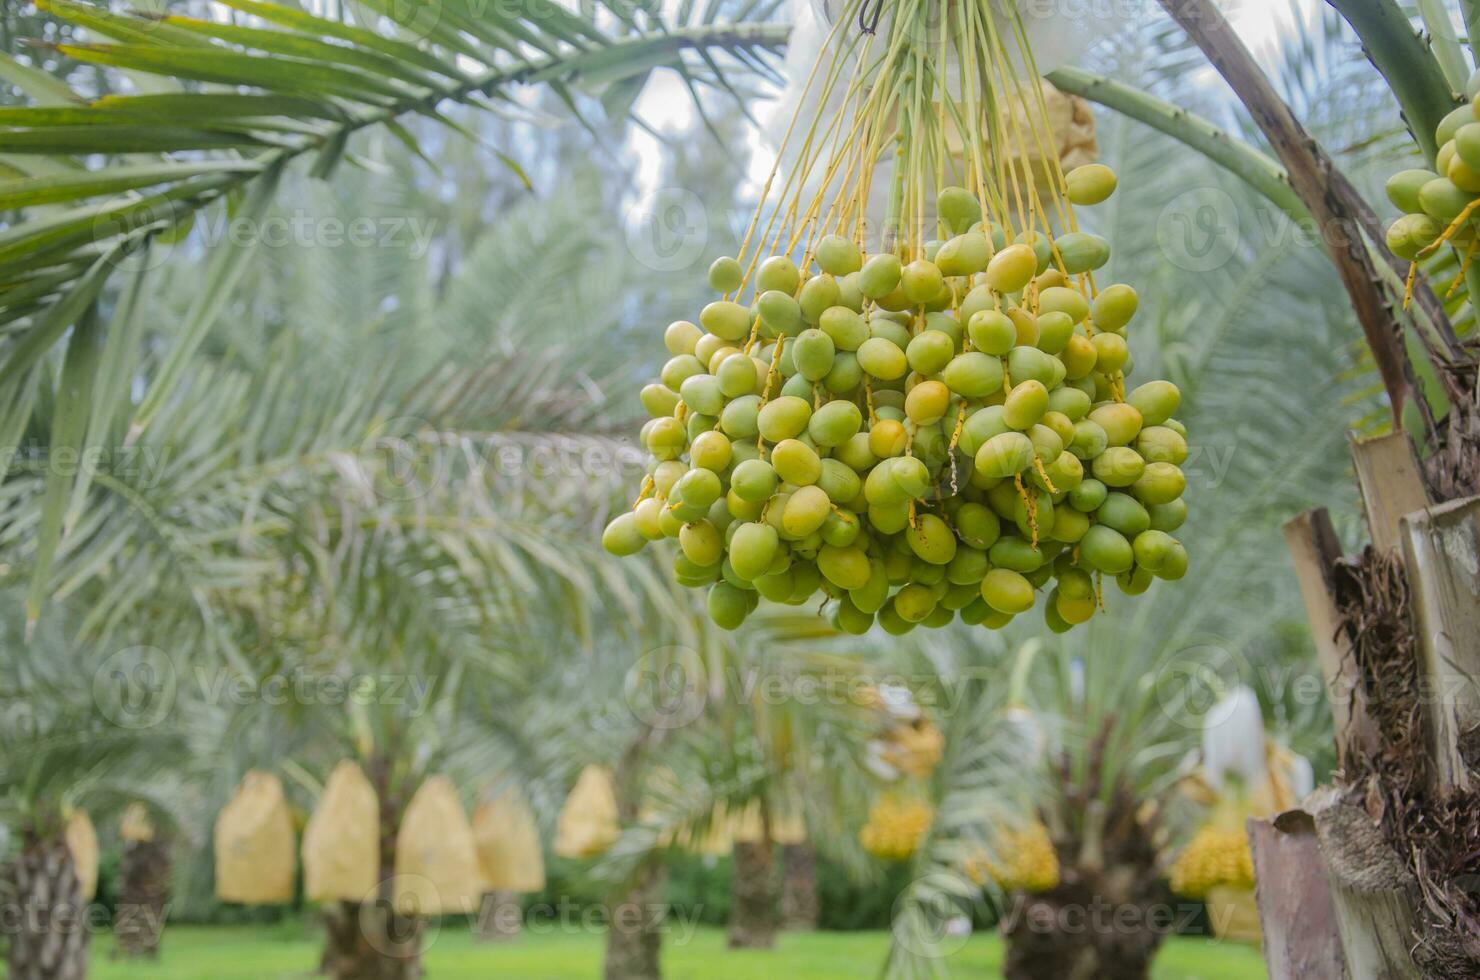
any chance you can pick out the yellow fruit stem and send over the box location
[743,315,761,355]
[734,0,866,295]
[1447,237,1480,300]
[1014,471,1038,547]
[1419,197,1480,260]
[947,402,968,494]
[1032,455,1058,494]
[1406,198,1480,312]
[632,475,655,510]
[756,341,787,456]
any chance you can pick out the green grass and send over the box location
[73,923,1267,979]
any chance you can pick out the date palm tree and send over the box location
[0,119,737,977]
[5,2,1477,978]
[0,601,183,980]
[0,0,790,640]
[111,805,172,959]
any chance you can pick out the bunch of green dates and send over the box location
[604,167,1190,634]
[1386,67,1480,261]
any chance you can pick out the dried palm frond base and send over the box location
[999,811,1171,979]
[1329,548,1480,976]
[1424,353,1480,503]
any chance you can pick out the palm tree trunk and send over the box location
[728,838,779,949]
[779,843,818,931]
[1003,761,1170,980]
[603,856,665,980]
[113,838,170,959]
[319,755,422,980]
[3,833,89,980]
[320,901,423,980]
[604,731,666,980]
[1000,870,1169,980]
[475,890,522,942]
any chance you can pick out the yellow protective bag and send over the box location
[393,775,483,915]
[65,808,98,901]
[214,770,296,905]
[119,803,155,843]
[553,766,619,859]
[303,761,380,903]
[730,800,805,846]
[472,787,546,893]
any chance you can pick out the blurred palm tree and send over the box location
[603,610,891,953]
[0,0,790,636]
[0,598,185,980]
[1,5,781,971]
[0,135,743,974]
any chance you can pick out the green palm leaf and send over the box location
[0,0,789,627]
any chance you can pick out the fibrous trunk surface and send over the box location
[475,890,523,942]
[1330,548,1480,976]
[728,839,779,949]
[3,835,89,980]
[114,839,170,959]
[780,842,818,931]
[603,857,665,980]
[321,900,423,980]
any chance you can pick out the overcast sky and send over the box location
[625,0,1330,205]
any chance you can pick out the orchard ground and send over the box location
[77,923,1266,979]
